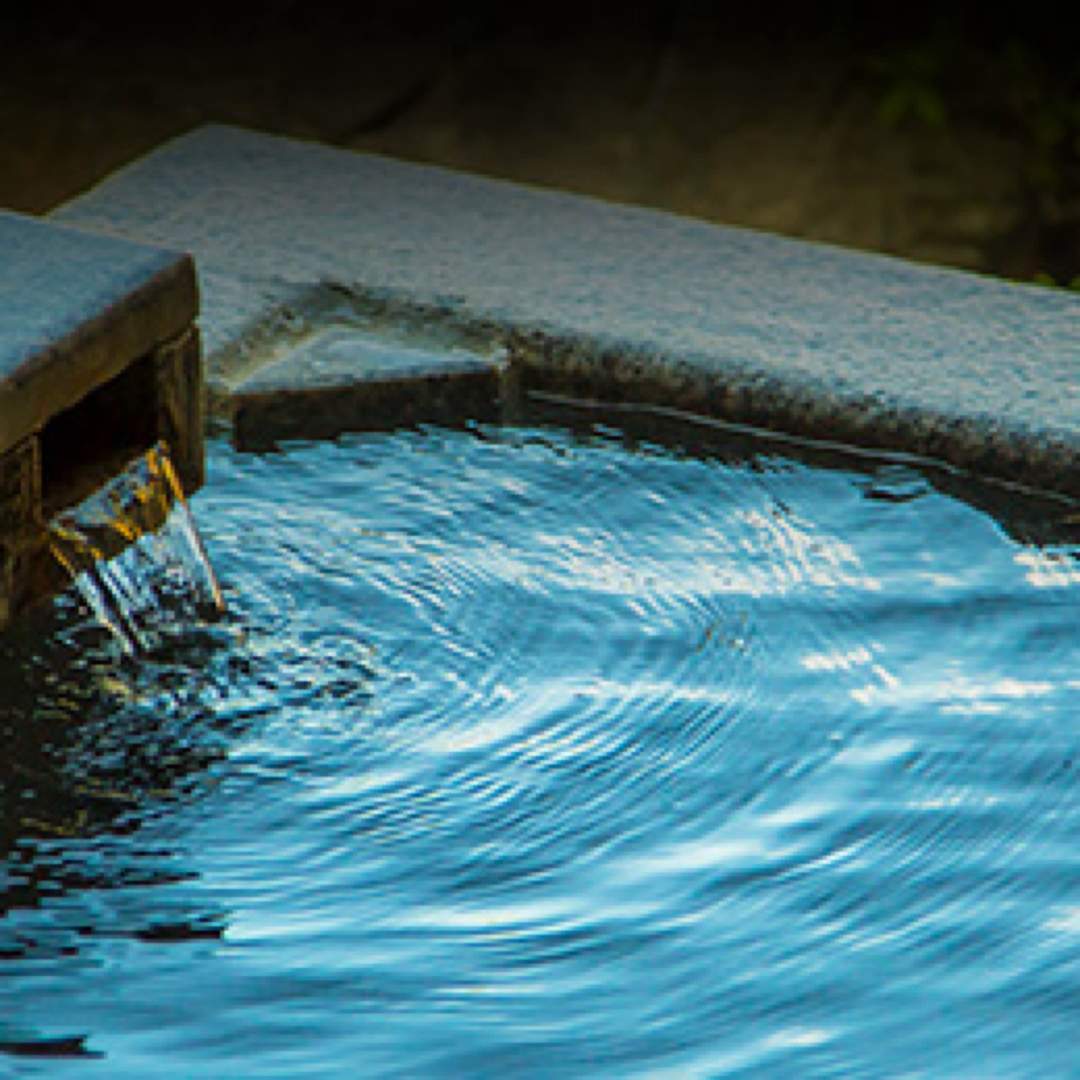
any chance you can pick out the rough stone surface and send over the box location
[235,328,502,394]
[52,125,1079,497]
[0,437,38,628]
[0,212,204,631]
[0,210,198,456]
[231,328,505,449]
[154,324,206,492]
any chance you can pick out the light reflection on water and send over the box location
[0,418,1076,1077]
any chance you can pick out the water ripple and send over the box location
[0,419,1076,1076]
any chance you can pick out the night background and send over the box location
[3,3,1079,285]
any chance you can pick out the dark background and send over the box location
[3,4,1078,284]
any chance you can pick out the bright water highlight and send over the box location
[1,419,1077,1076]
[48,442,224,655]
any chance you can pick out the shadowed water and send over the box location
[0,418,1077,1077]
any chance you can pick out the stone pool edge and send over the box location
[0,210,205,632]
[47,125,1078,501]
[200,279,1079,502]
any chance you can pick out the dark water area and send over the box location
[0,419,1077,1077]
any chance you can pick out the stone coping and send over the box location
[0,210,197,457]
[0,210,203,631]
[50,124,1078,499]
[229,326,506,449]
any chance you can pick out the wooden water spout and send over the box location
[0,211,203,632]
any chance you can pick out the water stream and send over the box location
[1,417,1077,1077]
[47,442,224,656]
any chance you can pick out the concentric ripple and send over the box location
[0,419,1076,1077]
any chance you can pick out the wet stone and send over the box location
[0,210,204,632]
[0,210,197,456]
[230,327,506,449]
[51,125,1080,497]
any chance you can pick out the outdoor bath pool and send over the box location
[1,410,1077,1077]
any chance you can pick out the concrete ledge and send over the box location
[52,124,1078,498]
[0,210,203,631]
[231,327,505,449]
[0,211,197,456]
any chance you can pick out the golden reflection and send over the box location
[1014,549,1080,588]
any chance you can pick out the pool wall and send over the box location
[41,123,1080,500]
[0,211,202,631]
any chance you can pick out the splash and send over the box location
[48,442,224,655]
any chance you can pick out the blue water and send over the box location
[1,418,1077,1077]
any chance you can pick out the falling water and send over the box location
[47,441,224,654]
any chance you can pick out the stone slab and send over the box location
[230,326,505,447]
[235,327,501,394]
[0,210,198,456]
[0,211,204,632]
[51,125,1078,497]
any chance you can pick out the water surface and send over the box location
[1,419,1077,1077]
